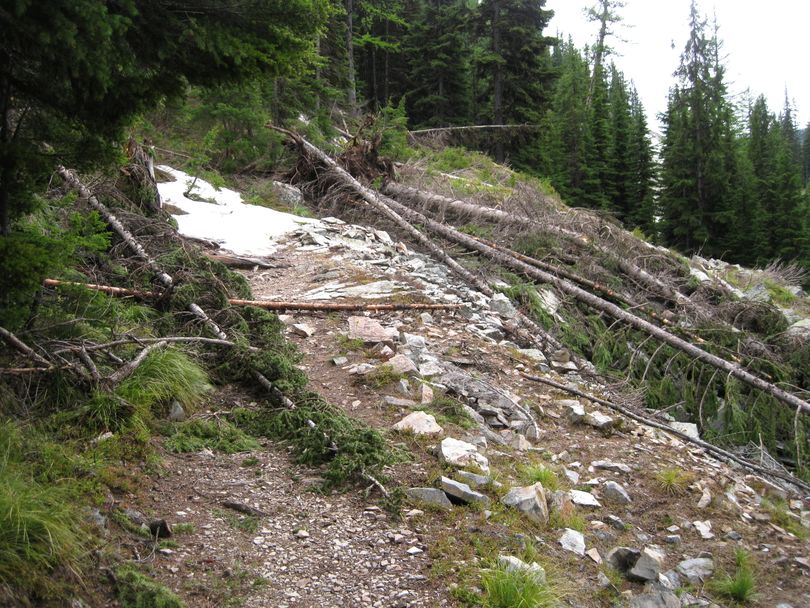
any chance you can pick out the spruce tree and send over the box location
[626,86,656,236]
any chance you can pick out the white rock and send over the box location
[559,528,586,556]
[490,293,517,318]
[387,354,419,376]
[583,411,614,430]
[392,411,443,435]
[347,316,398,344]
[439,437,489,473]
[603,481,632,504]
[500,483,549,524]
[570,489,602,508]
[676,557,714,584]
[696,488,712,509]
[440,476,490,505]
[628,545,666,581]
[497,555,546,585]
[669,421,699,440]
[592,460,632,474]
[692,520,714,539]
[291,323,315,337]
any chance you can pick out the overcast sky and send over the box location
[547,0,810,133]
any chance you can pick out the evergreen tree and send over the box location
[605,67,634,220]
[659,1,737,258]
[403,0,472,127]
[802,121,810,187]
[625,86,656,236]
[475,0,556,164]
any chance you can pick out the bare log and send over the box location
[521,372,810,495]
[204,253,283,269]
[52,336,258,356]
[409,124,541,135]
[0,325,53,368]
[382,181,689,309]
[58,166,174,290]
[44,279,462,312]
[107,341,167,386]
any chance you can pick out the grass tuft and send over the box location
[482,564,560,608]
[521,465,559,491]
[707,549,756,604]
[116,564,184,607]
[654,467,694,496]
[164,418,259,454]
[118,347,211,412]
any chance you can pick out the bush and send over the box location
[165,419,259,454]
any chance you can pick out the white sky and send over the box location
[547,0,810,133]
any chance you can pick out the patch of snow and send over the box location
[156,165,319,257]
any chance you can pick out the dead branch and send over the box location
[52,336,258,356]
[409,124,541,135]
[107,341,167,386]
[43,278,153,299]
[203,253,282,269]
[0,325,53,368]
[521,372,810,495]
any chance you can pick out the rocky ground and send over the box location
[129,215,809,607]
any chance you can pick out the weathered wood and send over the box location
[43,278,153,299]
[107,341,167,386]
[521,372,810,495]
[409,124,541,135]
[0,325,53,368]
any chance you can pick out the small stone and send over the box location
[696,488,712,509]
[597,572,611,588]
[570,489,601,508]
[724,530,742,541]
[511,434,532,451]
[562,400,585,423]
[795,557,810,570]
[148,519,171,538]
[693,520,714,539]
[592,460,632,474]
[392,411,443,435]
[559,528,586,556]
[439,437,489,473]
[665,525,680,533]
[387,354,419,376]
[497,555,546,585]
[168,400,186,422]
[383,396,418,407]
[564,469,580,484]
[295,529,310,539]
[291,323,315,337]
[603,481,632,504]
[583,411,614,430]
[490,293,517,318]
[586,548,602,563]
[669,421,699,440]
[398,379,411,395]
[332,356,349,366]
[419,312,434,325]
[406,546,423,555]
[665,535,681,545]
[501,483,549,525]
[676,557,714,584]
[606,515,627,530]
[406,488,453,510]
[440,476,490,505]
[420,383,434,404]
[628,545,666,581]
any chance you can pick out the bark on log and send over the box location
[521,372,810,495]
[382,181,689,309]
[0,325,53,368]
[409,124,541,135]
[107,341,167,386]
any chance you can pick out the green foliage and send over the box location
[520,465,559,491]
[548,511,586,533]
[761,498,809,540]
[361,365,404,389]
[164,419,259,454]
[377,99,411,161]
[118,348,211,412]
[233,396,404,488]
[481,564,560,608]
[116,565,185,608]
[707,550,756,604]
[172,523,194,535]
[654,467,694,496]
[428,395,475,429]
[213,508,260,535]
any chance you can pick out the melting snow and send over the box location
[156,165,319,256]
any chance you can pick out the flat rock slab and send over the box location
[440,476,490,505]
[347,316,399,345]
[559,528,586,556]
[501,483,549,525]
[630,589,680,608]
[570,489,601,508]
[592,460,632,474]
[439,437,490,473]
[583,411,614,430]
[628,545,666,581]
[406,487,452,510]
[392,411,443,436]
[456,470,501,489]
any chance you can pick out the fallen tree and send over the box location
[276,132,810,420]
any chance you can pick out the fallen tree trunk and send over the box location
[43,278,462,312]
[272,132,810,418]
[522,372,810,495]
[375,189,810,417]
[270,125,564,354]
[382,181,690,310]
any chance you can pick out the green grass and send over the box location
[213,508,260,534]
[762,498,809,540]
[520,465,559,491]
[481,564,560,608]
[428,395,476,429]
[654,467,694,496]
[172,523,194,535]
[549,510,586,532]
[764,279,797,306]
[336,334,365,352]
[116,564,185,607]
[164,418,259,454]
[361,364,404,389]
[707,550,756,604]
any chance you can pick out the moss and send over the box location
[116,565,185,608]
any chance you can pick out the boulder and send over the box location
[692,520,714,539]
[583,411,614,430]
[387,354,419,376]
[439,437,490,473]
[669,421,699,440]
[563,400,586,423]
[570,489,602,508]
[603,481,632,504]
[500,483,549,525]
[490,293,517,318]
[607,547,642,573]
[456,470,501,490]
[392,411,443,436]
[406,488,452,510]
[291,323,315,337]
[440,476,490,506]
[630,589,680,608]
[628,546,666,582]
[592,460,632,474]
